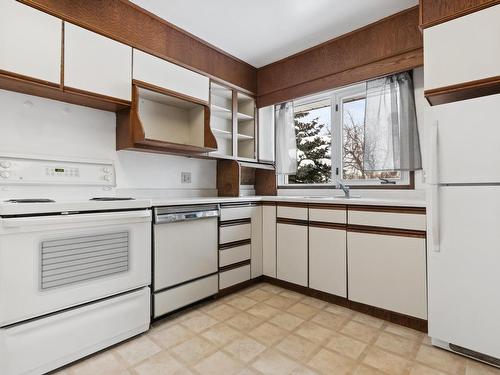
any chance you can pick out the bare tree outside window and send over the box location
[342,98,400,180]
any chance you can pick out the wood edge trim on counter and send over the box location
[261,201,277,206]
[261,276,427,332]
[308,221,347,230]
[219,218,252,227]
[276,202,309,208]
[424,75,500,106]
[219,239,252,250]
[419,0,500,29]
[132,79,209,106]
[307,203,347,210]
[347,224,426,238]
[347,205,426,214]
[220,202,258,208]
[218,259,251,273]
[276,218,309,226]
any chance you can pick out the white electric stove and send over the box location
[0,154,152,375]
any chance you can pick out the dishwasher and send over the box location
[153,204,219,318]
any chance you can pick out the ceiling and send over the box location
[130,0,418,68]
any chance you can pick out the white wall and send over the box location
[0,89,217,196]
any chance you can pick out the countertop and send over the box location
[150,195,426,208]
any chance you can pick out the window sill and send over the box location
[279,173,415,190]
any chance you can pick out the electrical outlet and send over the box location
[181,172,191,184]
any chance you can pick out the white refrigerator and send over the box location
[428,93,500,365]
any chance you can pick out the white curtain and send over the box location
[363,71,422,172]
[275,102,297,174]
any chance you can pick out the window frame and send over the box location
[278,82,412,189]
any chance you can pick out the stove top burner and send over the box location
[90,197,135,201]
[5,199,56,203]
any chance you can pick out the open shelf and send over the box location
[209,80,257,161]
[217,160,277,197]
[116,81,216,155]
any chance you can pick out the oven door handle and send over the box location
[1,210,151,228]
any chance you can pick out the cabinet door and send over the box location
[251,206,263,278]
[348,232,427,319]
[309,226,346,297]
[258,105,275,163]
[424,4,500,91]
[262,205,276,277]
[277,223,308,286]
[64,23,132,100]
[133,49,209,103]
[0,1,61,84]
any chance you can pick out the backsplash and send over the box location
[0,89,217,196]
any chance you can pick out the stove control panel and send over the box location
[0,155,115,186]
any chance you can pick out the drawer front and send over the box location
[277,206,308,220]
[219,264,251,290]
[309,207,346,224]
[0,288,149,375]
[220,205,254,221]
[133,49,209,103]
[347,232,427,319]
[348,210,426,231]
[220,223,251,244]
[154,274,218,317]
[219,244,251,268]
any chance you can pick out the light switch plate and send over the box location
[181,172,191,184]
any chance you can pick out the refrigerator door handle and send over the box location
[430,121,440,252]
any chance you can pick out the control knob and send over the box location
[0,161,11,169]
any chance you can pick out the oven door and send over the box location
[0,210,151,326]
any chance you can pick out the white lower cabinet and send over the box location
[347,231,427,319]
[277,223,308,286]
[251,205,263,278]
[309,226,347,297]
[262,205,276,277]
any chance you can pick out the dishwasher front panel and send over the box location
[154,217,218,291]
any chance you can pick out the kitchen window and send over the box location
[278,77,419,187]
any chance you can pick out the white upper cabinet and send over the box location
[424,4,500,90]
[0,1,61,84]
[258,105,275,163]
[64,23,132,101]
[133,49,209,103]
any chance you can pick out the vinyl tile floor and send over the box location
[53,283,500,375]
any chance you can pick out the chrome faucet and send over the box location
[338,182,350,198]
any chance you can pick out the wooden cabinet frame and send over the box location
[116,81,217,155]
